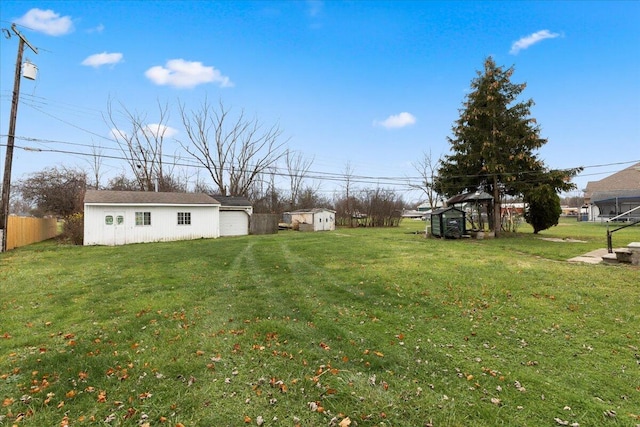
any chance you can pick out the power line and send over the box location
[2,140,637,192]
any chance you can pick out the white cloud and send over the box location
[82,52,123,68]
[145,59,233,89]
[109,123,178,143]
[87,24,105,34]
[510,30,560,55]
[109,128,128,141]
[142,124,178,138]
[110,124,178,141]
[374,112,416,129]
[15,8,73,36]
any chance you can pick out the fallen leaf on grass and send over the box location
[553,418,580,426]
[339,417,351,427]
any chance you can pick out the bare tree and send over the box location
[106,173,139,191]
[342,162,356,227]
[178,98,288,197]
[248,167,286,214]
[285,149,314,210]
[105,99,182,192]
[410,150,442,209]
[297,185,325,210]
[359,187,404,227]
[18,166,87,217]
[85,142,104,189]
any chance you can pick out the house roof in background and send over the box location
[84,190,220,205]
[591,189,640,203]
[585,162,640,198]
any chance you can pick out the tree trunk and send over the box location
[492,175,501,237]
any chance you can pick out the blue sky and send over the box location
[1,0,639,202]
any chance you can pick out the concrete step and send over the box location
[601,253,620,264]
[614,248,632,263]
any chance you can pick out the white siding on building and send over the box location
[289,209,335,231]
[84,204,219,246]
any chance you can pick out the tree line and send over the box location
[4,56,581,237]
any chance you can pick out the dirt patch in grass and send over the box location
[537,237,587,243]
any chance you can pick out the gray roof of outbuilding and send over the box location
[210,195,252,207]
[84,190,220,205]
[447,191,493,205]
[287,208,336,214]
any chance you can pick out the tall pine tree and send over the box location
[437,57,580,236]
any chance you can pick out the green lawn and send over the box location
[1,220,639,426]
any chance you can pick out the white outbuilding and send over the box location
[284,208,336,231]
[214,195,253,237]
[83,190,221,246]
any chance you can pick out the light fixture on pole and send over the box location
[0,23,38,252]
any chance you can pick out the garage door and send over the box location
[219,211,248,236]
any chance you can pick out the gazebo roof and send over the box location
[447,191,494,205]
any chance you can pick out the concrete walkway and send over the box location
[567,248,615,264]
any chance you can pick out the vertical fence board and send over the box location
[6,216,59,250]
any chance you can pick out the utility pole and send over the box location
[1,24,38,252]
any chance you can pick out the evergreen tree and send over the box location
[437,57,580,236]
[524,184,562,233]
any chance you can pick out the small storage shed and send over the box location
[285,208,336,231]
[84,190,221,246]
[430,207,466,238]
[212,195,253,237]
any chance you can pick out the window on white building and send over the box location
[177,212,191,225]
[135,212,151,226]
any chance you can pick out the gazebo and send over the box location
[446,191,494,231]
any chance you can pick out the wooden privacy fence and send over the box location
[5,216,59,250]
[250,214,279,235]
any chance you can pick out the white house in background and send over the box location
[284,208,336,231]
[583,162,640,221]
[83,190,221,246]
[213,195,253,237]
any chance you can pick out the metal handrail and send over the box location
[606,206,640,253]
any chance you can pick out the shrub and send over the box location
[62,212,84,245]
[524,184,561,234]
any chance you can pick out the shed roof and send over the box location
[288,208,336,214]
[431,206,465,215]
[447,191,493,205]
[210,195,252,207]
[84,190,220,205]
